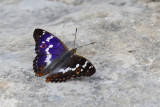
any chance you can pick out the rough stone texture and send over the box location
[1,0,160,107]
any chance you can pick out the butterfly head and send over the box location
[70,48,77,54]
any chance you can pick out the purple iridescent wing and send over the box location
[33,29,68,55]
[33,29,68,76]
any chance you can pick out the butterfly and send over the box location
[33,28,96,83]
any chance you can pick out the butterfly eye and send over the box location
[40,43,47,48]
[76,68,81,74]
[40,66,45,71]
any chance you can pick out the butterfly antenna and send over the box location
[73,28,77,49]
[77,42,96,49]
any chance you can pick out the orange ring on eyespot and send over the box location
[76,68,81,74]
[40,43,47,48]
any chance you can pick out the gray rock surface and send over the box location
[1,0,160,106]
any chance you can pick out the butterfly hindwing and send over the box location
[46,55,96,82]
[33,29,68,76]
[33,54,61,76]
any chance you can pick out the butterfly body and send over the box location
[33,29,96,83]
[39,49,76,76]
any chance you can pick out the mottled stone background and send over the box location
[1,0,160,107]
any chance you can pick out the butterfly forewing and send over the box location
[70,55,96,77]
[33,29,68,55]
[46,55,96,82]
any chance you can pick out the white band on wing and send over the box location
[46,35,54,42]
[45,45,53,65]
[82,61,88,68]
[59,64,80,74]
